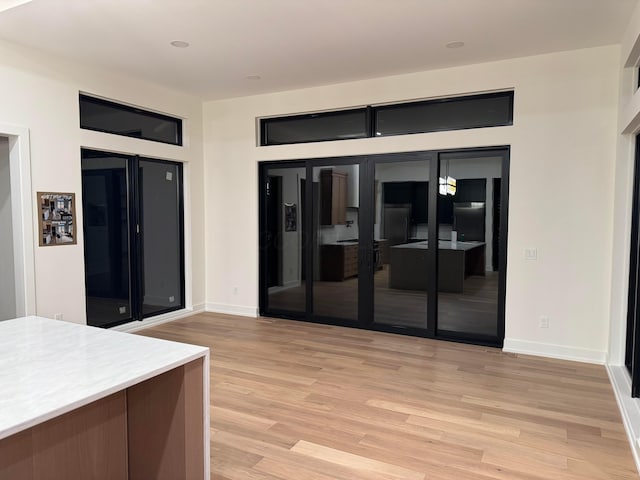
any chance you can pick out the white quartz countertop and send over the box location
[391,240,485,251]
[0,316,209,440]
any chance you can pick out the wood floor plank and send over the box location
[138,312,639,480]
[290,440,426,480]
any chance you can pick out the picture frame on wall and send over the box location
[38,192,76,246]
[285,203,297,232]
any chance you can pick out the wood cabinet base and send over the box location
[0,358,206,480]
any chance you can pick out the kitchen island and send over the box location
[389,240,486,292]
[0,316,209,480]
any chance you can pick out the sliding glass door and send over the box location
[436,151,508,343]
[138,159,184,317]
[311,162,361,324]
[369,154,434,333]
[261,163,307,314]
[259,148,509,347]
[81,149,184,328]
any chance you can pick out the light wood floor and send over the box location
[139,312,638,480]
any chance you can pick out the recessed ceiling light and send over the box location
[170,40,190,48]
[246,75,261,81]
[446,41,465,49]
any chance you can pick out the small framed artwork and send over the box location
[285,203,297,232]
[38,192,76,246]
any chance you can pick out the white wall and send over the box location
[610,0,640,367]
[203,45,619,360]
[0,137,16,320]
[0,39,205,324]
[606,1,640,472]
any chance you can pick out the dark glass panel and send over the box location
[262,109,368,145]
[374,93,513,137]
[138,159,184,317]
[79,95,182,145]
[312,164,359,321]
[374,160,430,328]
[436,154,501,338]
[81,152,132,327]
[264,167,307,312]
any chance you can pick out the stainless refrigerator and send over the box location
[383,204,411,246]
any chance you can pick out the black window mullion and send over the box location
[129,155,143,321]
[426,154,439,338]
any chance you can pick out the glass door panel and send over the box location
[138,159,184,317]
[264,166,307,313]
[82,150,185,328]
[312,164,359,322]
[436,153,502,338]
[81,152,133,327]
[372,159,430,328]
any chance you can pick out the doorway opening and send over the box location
[0,136,16,320]
[0,126,36,321]
[259,148,509,347]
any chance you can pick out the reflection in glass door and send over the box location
[259,148,508,347]
[139,159,184,317]
[81,149,185,328]
[312,163,360,323]
[372,158,432,329]
[82,152,133,327]
[436,152,507,340]
[262,164,307,313]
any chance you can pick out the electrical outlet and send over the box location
[233,286,238,295]
[525,248,537,260]
[539,316,549,328]
[54,313,63,321]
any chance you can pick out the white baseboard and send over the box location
[606,364,640,475]
[192,302,206,313]
[503,338,606,364]
[113,307,200,333]
[205,303,258,318]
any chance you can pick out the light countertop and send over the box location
[0,316,209,440]
[390,240,485,251]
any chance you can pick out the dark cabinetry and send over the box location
[438,178,486,224]
[383,181,428,223]
[383,179,486,225]
[320,170,348,225]
[321,244,358,280]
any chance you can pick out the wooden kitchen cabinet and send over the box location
[321,244,358,281]
[0,317,210,480]
[320,169,348,225]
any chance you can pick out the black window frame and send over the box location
[259,91,514,147]
[79,94,183,146]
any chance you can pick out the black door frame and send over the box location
[81,148,186,328]
[626,134,640,396]
[258,146,510,347]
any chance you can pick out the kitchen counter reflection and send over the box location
[391,240,484,251]
[389,241,486,293]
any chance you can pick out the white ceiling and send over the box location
[0,0,636,100]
